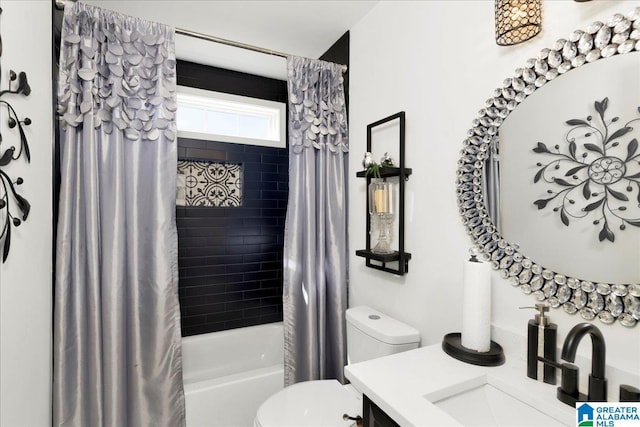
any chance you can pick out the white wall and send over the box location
[349,0,640,379]
[0,1,52,426]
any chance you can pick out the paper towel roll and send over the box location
[461,258,491,352]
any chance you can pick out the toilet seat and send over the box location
[254,380,362,427]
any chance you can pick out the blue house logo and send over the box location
[577,403,594,427]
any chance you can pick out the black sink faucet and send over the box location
[561,323,607,402]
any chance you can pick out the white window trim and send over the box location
[177,85,286,149]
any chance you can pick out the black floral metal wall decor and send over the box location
[0,5,32,262]
[532,98,640,243]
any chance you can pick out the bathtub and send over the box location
[182,322,284,427]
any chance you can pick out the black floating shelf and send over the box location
[355,249,412,263]
[356,167,412,179]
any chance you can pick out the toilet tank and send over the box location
[346,306,420,364]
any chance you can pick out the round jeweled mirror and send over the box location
[457,8,640,327]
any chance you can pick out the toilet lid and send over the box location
[255,380,362,427]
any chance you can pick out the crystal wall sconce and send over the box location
[495,0,542,46]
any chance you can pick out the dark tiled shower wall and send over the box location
[177,137,287,336]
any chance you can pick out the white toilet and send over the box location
[254,306,420,427]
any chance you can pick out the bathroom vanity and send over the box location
[345,343,578,426]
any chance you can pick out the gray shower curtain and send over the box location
[283,56,349,386]
[54,3,185,426]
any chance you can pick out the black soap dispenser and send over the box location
[524,303,557,384]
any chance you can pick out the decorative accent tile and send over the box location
[177,160,242,207]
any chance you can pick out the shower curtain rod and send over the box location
[54,0,290,59]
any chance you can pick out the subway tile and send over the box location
[242,189,261,200]
[242,217,279,227]
[186,302,226,316]
[185,147,227,161]
[183,283,227,297]
[181,291,244,308]
[262,154,287,165]
[249,162,278,174]
[180,273,245,287]
[226,152,261,163]
[243,287,280,300]
[178,227,229,238]
[179,236,244,247]
[261,190,288,200]
[183,207,260,218]
[239,199,265,209]
[177,138,212,149]
[225,298,263,312]
[243,252,278,264]
[242,271,278,282]
[225,244,262,255]
[261,172,280,182]
[205,140,245,152]
[225,281,261,293]
[182,322,225,337]
[261,208,286,218]
[254,181,277,191]
[183,208,228,218]
[244,145,278,155]
[181,246,226,257]
[177,217,244,228]
[243,235,277,245]
[227,226,262,237]
[261,296,283,306]
[261,226,284,236]
[278,164,289,174]
[180,314,208,328]
[277,181,289,191]
[206,310,243,324]
[179,254,244,268]
[260,261,282,271]
[243,170,262,181]
[244,305,280,319]
[225,263,261,274]
[260,243,282,253]
[260,278,282,289]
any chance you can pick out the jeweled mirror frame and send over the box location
[457,8,640,328]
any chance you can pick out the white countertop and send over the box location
[344,343,577,426]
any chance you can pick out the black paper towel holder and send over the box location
[442,333,505,367]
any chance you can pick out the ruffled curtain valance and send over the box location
[57,2,177,141]
[287,56,348,154]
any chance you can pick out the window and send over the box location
[177,86,285,148]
